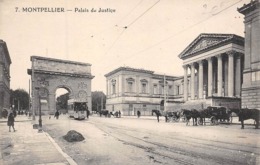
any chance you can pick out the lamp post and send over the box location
[35,87,42,133]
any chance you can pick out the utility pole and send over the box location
[29,79,30,118]
[18,100,20,112]
[32,59,35,120]
[164,74,166,112]
[101,94,103,111]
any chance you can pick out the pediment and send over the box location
[178,33,243,59]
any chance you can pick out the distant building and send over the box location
[238,0,260,109]
[0,40,12,113]
[105,67,182,116]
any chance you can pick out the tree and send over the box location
[92,91,106,112]
[56,93,69,111]
[10,89,29,111]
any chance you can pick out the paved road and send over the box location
[43,115,260,165]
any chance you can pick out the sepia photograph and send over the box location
[0,0,259,164]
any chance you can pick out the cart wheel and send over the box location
[210,117,217,125]
[175,117,180,122]
[197,118,203,125]
[229,116,233,123]
[182,116,187,122]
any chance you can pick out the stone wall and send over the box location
[241,87,260,109]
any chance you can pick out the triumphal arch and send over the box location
[27,56,94,115]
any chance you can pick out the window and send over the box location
[140,79,148,93]
[176,85,180,95]
[252,71,260,81]
[160,85,164,95]
[126,77,135,93]
[168,85,172,95]
[128,81,133,92]
[112,84,116,94]
[153,84,157,94]
[141,83,147,93]
[111,79,116,94]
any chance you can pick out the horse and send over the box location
[230,108,260,129]
[181,109,199,126]
[98,110,110,117]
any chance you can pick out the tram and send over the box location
[68,99,88,120]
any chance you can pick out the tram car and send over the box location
[68,99,88,120]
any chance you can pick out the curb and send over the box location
[45,132,77,165]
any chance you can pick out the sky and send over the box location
[0,0,250,97]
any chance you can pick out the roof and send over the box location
[178,33,244,60]
[238,0,259,15]
[31,56,92,66]
[104,66,154,77]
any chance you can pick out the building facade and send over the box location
[0,40,12,114]
[105,33,245,116]
[179,33,244,109]
[105,67,183,116]
[238,0,260,109]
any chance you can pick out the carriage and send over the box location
[164,111,182,122]
[198,106,232,125]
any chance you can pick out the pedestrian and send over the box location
[137,111,141,118]
[7,112,15,132]
[55,111,60,119]
[86,106,90,119]
[118,110,121,118]
[156,111,160,122]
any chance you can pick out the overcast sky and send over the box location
[0,0,250,96]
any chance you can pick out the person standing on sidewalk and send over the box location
[55,111,60,119]
[7,112,15,132]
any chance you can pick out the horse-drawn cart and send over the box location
[198,106,232,125]
[164,111,181,122]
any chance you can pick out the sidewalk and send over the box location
[0,115,76,165]
[121,115,256,125]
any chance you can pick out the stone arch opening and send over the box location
[27,56,94,116]
[55,86,72,114]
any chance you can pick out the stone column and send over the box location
[228,51,235,97]
[208,57,213,97]
[217,55,223,97]
[183,65,188,101]
[198,61,204,99]
[235,54,242,97]
[190,63,195,100]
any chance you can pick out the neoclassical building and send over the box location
[105,33,245,115]
[238,0,260,109]
[0,40,12,114]
[179,33,244,109]
[105,67,183,115]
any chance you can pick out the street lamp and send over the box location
[35,87,42,133]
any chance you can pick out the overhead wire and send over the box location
[103,0,161,55]
[102,0,243,70]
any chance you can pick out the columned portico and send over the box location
[179,33,244,108]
